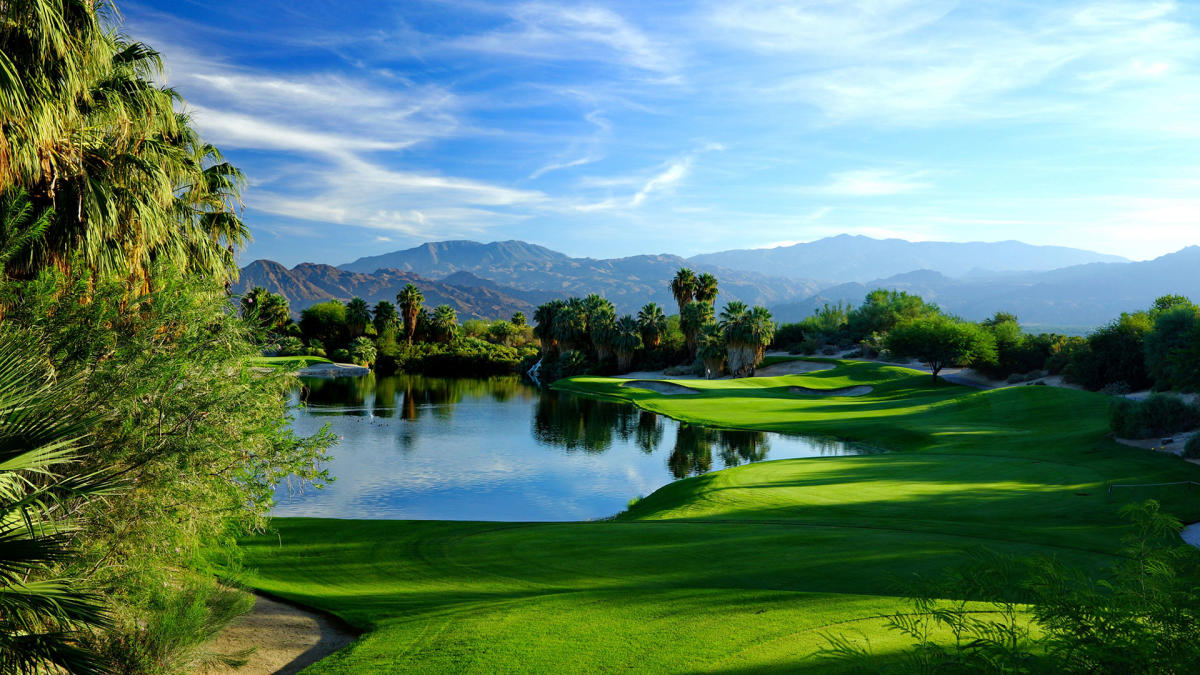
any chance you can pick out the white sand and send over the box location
[620,380,701,395]
[203,594,356,675]
[788,385,873,397]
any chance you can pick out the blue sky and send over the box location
[125,0,1200,266]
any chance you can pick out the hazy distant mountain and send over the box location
[234,260,552,320]
[244,237,1198,330]
[342,240,568,275]
[338,240,823,314]
[689,234,1129,282]
[770,247,1200,331]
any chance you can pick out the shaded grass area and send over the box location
[248,355,333,368]
[241,360,1200,672]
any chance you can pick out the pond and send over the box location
[273,374,874,522]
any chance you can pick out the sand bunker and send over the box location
[788,385,873,397]
[754,361,836,377]
[620,380,701,395]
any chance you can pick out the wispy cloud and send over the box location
[448,2,678,75]
[573,143,724,211]
[530,155,599,179]
[631,159,691,206]
[711,0,1200,128]
[803,169,932,196]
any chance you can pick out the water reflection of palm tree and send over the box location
[533,393,626,454]
[373,377,397,418]
[668,424,714,478]
[634,412,664,454]
[303,375,371,412]
[717,429,769,468]
[400,381,419,421]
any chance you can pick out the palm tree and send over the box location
[680,301,714,360]
[430,305,459,343]
[720,301,754,377]
[0,189,49,276]
[0,331,115,674]
[533,300,565,355]
[720,302,774,377]
[612,315,642,372]
[345,297,371,338]
[670,268,697,316]
[373,300,399,335]
[396,284,424,344]
[751,305,776,364]
[697,323,726,379]
[583,294,616,360]
[694,273,719,306]
[511,311,526,327]
[1,5,248,289]
[636,303,667,350]
[553,298,589,353]
[240,288,289,332]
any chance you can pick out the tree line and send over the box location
[240,283,538,375]
[532,268,776,381]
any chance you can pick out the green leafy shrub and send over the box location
[1184,435,1200,459]
[1110,395,1200,438]
[276,336,305,356]
[331,348,351,363]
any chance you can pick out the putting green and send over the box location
[241,360,1200,673]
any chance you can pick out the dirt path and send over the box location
[204,593,357,675]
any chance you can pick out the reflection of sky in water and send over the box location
[273,375,873,522]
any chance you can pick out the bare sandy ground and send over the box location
[788,385,873,397]
[620,380,700,395]
[203,594,356,675]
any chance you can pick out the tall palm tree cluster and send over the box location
[531,294,644,371]
[1,0,247,289]
[532,268,775,378]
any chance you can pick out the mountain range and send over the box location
[771,246,1200,330]
[235,260,553,321]
[236,236,1198,331]
[336,240,822,313]
[689,234,1129,282]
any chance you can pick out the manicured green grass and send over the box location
[240,360,1200,673]
[248,355,333,368]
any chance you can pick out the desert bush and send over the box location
[1110,395,1200,438]
[277,336,305,356]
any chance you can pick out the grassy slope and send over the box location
[240,360,1200,673]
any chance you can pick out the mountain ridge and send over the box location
[687,234,1129,282]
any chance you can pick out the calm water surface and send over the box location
[273,374,872,521]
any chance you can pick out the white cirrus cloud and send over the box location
[803,169,932,196]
